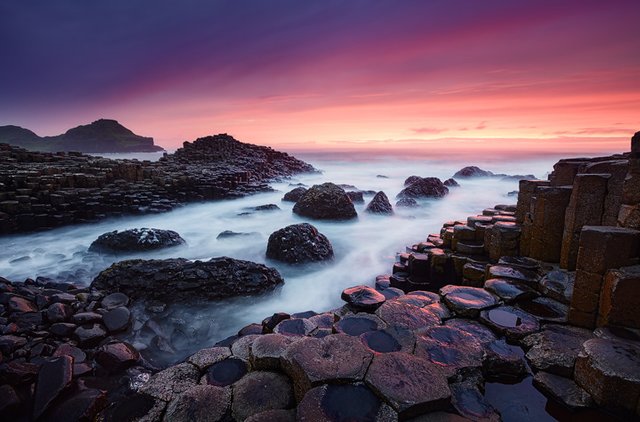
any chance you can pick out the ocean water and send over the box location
[0,153,562,362]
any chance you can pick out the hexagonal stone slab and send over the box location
[164,385,231,421]
[479,306,540,342]
[486,265,539,286]
[334,314,386,336]
[360,326,416,354]
[205,358,248,387]
[187,347,232,371]
[139,362,200,402]
[250,334,298,370]
[342,285,386,311]
[440,286,498,318]
[414,326,483,378]
[231,335,262,360]
[375,300,440,330]
[283,334,373,400]
[444,318,497,346]
[297,383,397,421]
[574,338,640,415]
[482,339,526,382]
[517,297,568,324]
[274,319,317,337]
[532,372,594,411]
[365,352,450,418]
[483,278,538,303]
[232,371,295,420]
[522,324,594,377]
[246,409,296,422]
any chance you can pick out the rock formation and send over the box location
[266,223,334,264]
[292,182,357,220]
[89,228,186,253]
[365,191,393,214]
[396,177,449,199]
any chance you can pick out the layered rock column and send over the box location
[598,265,640,328]
[618,131,640,228]
[568,226,640,328]
[527,186,573,262]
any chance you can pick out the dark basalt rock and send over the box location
[533,372,594,410]
[453,166,494,178]
[450,382,500,421]
[414,326,484,378]
[482,339,527,381]
[217,230,260,239]
[365,352,451,417]
[206,358,248,387]
[74,323,107,347]
[479,306,540,342]
[44,388,107,422]
[46,302,72,323]
[486,265,539,286]
[296,383,397,421]
[262,312,291,333]
[375,300,440,330]
[252,203,280,211]
[102,292,130,309]
[440,285,498,318]
[140,362,200,402]
[103,306,131,332]
[246,409,295,422]
[334,314,385,336]
[266,223,334,264]
[187,346,231,371]
[404,176,423,187]
[250,334,297,370]
[444,318,497,345]
[32,356,73,420]
[346,191,365,203]
[282,187,308,202]
[232,371,295,420]
[95,342,140,373]
[91,257,284,302]
[360,326,415,354]
[484,278,538,303]
[443,178,460,187]
[293,183,357,220]
[89,228,186,253]
[397,177,449,200]
[164,385,231,422]
[396,197,419,208]
[341,286,386,311]
[365,191,394,215]
[273,318,316,337]
[517,297,568,323]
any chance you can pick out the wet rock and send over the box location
[50,322,77,337]
[0,360,39,385]
[296,383,397,421]
[246,409,296,422]
[91,257,284,302]
[283,334,373,400]
[205,358,248,387]
[533,372,594,410]
[239,323,263,336]
[101,393,165,422]
[574,338,640,415]
[101,292,130,310]
[46,302,72,323]
[486,265,539,286]
[164,385,231,422]
[444,178,460,187]
[450,381,500,422]
[72,311,102,324]
[365,352,451,417]
[440,286,498,318]
[53,343,86,362]
[250,334,297,370]
[8,296,37,313]
[479,306,540,342]
[89,228,186,253]
[498,256,540,271]
[483,278,538,303]
[517,297,568,323]
[140,362,200,402]
[44,388,107,422]
[396,197,419,208]
[375,300,440,330]
[482,339,526,381]
[187,346,231,371]
[74,323,107,347]
[406,412,469,421]
[266,223,334,264]
[360,326,415,354]
[341,285,386,311]
[346,191,365,203]
[262,312,291,333]
[217,230,259,239]
[232,371,295,420]
[230,334,261,361]
[365,191,394,215]
[282,187,308,202]
[252,203,280,212]
[103,306,131,332]
[32,355,73,419]
[380,286,405,300]
[96,342,140,373]
[414,326,484,378]
[274,318,316,337]
[397,177,449,200]
[404,176,423,187]
[0,334,27,355]
[293,183,357,220]
[334,314,386,336]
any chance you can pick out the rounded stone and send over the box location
[365,191,394,215]
[396,177,449,200]
[440,286,498,318]
[103,306,131,332]
[365,352,451,418]
[266,223,334,264]
[46,302,72,323]
[296,383,397,421]
[375,300,440,331]
[89,228,185,253]
[101,292,130,310]
[95,342,140,373]
[164,385,230,422]
[139,362,200,402]
[232,371,295,420]
[246,409,296,422]
[293,183,357,220]
[282,187,307,202]
[73,323,107,347]
[231,335,261,361]
[341,285,386,311]
[187,347,232,371]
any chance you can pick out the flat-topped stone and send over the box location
[533,372,594,411]
[517,297,568,324]
[479,306,540,342]
[440,286,498,318]
[232,371,295,420]
[334,314,386,336]
[164,385,231,422]
[375,300,440,330]
[486,265,539,286]
[341,286,386,311]
[414,326,484,378]
[484,278,538,303]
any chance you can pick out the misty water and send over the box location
[0,153,562,365]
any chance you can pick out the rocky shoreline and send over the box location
[0,134,316,234]
[1,133,640,421]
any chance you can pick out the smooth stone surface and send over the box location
[103,306,131,332]
[414,326,484,378]
[231,334,261,361]
[139,362,200,402]
[187,347,231,371]
[538,270,574,304]
[522,324,594,377]
[440,286,498,318]
[73,323,107,347]
[365,352,451,418]
[483,278,538,303]
[517,297,568,323]
[486,265,539,285]
[96,342,140,373]
[232,371,295,420]
[533,371,594,410]
[450,382,500,422]
[361,326,416,354]
[444,319,497,345]
[296,383,398,422]
[482,339,527,381]
[375,300,440,330]
[101,292,130,310]
[273,318,316,337]
[334,314,386,336]
[283,334,373,400]
[341,285,386,311]
[205,358,248,387]
[32,355,74,419]
[479,306,540,341]
[164,385,231,422]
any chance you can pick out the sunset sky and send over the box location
[1,0,639,155]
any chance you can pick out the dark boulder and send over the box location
[341,286,386,311]
[293,183,357,220]
[397,177,449,200]
[453,166,494,178]
[444,178,460,187]
[365,191,393,215]
[32,356,74,420]
[404,175,423,187]
[346,191,365,204]
[89,228,185,253]
[266,223,333,264]
[282,187,307,202]
[91,257,284,302]
[396,197,419,208]
[95,342,140,373]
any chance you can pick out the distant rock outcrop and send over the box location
[366,192,394,215]
[453,166,535,181]
[282,187,308,202]
[266,223,333,263]
[396,177,449,200]
[444,178,460,187]
[293,183,357,220]
[89,228,186,253]
[0,119,164,153]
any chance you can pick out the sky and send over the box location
[1,0,639,155]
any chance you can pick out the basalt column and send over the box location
[618,131,640,229]
[527,186,573,262]
[516,180,550,257]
